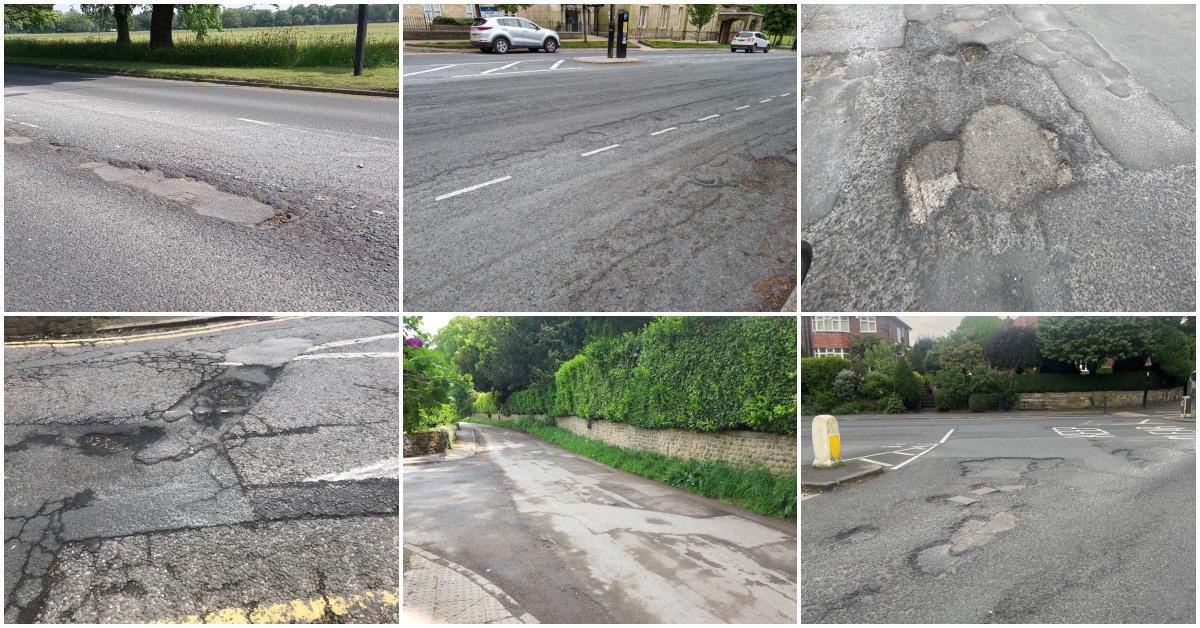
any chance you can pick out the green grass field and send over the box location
[5,23,398,92]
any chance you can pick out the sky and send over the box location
[900,316,964,341]
[416,314,459,336]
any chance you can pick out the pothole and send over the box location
[77,161,278,226]
[833,524,878,543]
[959,43,988,63]
[960,457,1063,478]
[904,139,960,224]
[914,512,1019,575]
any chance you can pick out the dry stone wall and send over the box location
[1015,387,1183,410]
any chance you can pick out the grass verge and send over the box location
[468,417,796,519]
[5,57,397,92]
[405,39,610,49]
[641,39,726,48]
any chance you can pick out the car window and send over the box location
[499,18,519,27]
[472,18,487,26]
[519,19,537,29]
[737,31,754,37]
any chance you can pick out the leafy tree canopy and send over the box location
[4,4,59,30]
[985,325,1040,371]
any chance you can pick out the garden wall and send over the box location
[1015,387,1184,410]
[471,414,796,474]
[403,425,456,456]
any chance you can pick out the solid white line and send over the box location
[697,114,720,121]
[216,361,245,366]
[435,175,513,201]
[403,64,456,77]
[735,105,750,111]
[293,351,399,361]
[850,456,894,468]
[304,332,400,353]
[550,60,564,70]
[892,451,916,456]
[449,67,584,78]
[649,127,677,136]
[759,98,774,103]
[580,144,620,157]
[236,117,277,127]
[305,458,399,481]
[17,122,40,128]
[939,428,955,444]
[481,61,520,75]
[893,443,940,470]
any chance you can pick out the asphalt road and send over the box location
[801,411,1196,623]
[4,317,399,623]
[800,5,1196,311]
[403,49,797,311]
[4,67,398,311]
[404,422,797,623]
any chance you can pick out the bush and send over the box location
[472,391,498,415]
[555,317,797,434]
[968,393,998,412]
[431,15,471,25]
[861,371,893,399]
[502,384,555,415]
[801,355,852,396]
[933,367,972,410]
[802,391,837,415]
[831,401,869,415]
[971,369,1017,408]
[878,393,906,414]
[893,358,921,410]
[833,369,859,401]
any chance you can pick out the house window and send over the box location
[814,316,850,332]
[659,6,669,28]
[813,348,847,358]
[422,5,442,21]
[638,6,648,27]
[859,316,877,333]
[465,5,474,19]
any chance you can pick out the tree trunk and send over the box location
[114,4,131,45]
[150,4,174,49]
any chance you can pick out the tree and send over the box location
[985,325,1040,372]
[935,332,986,371]
[1036,317,1148,373]
[5,5,59,31]
[754,3,796,44]
[687,4,717,42]
[892,357,921,410]
[910,338,935,375]
[179,4,220,40]
[83,4,135,44]
[863,339,899,375]
[1145,317,1196,383]
[955,316,1005,347]
[149,4,173,48]
[58,9,97,32]
[403,317,456,434]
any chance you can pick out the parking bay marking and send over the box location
[434,175,513,201]
[403,64,456,77]
[550,60,565,70]
[847,430,953,471]
[480,61,521,75]
[1053,426,1113,438]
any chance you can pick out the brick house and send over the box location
[801,316,912,358]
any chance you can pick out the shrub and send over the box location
[431,15,467,25]
[802,391,837,415]
[861,371,893,399]
[971,369,1017,408]
[472,391,498,415]
[801,356,851,396]
[933,366,972,410]
[502,384,555,415]
[968,393,998,413]
[878,393,906,414]
[893,358,921,410]
[833,369,859,401]
[831,401,869,415]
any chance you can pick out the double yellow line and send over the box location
[154,589,399,624]
[4,317,303,349]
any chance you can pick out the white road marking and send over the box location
[892,442,940,470]
[17,121,40,128]
[892,451,916,456]
[853,457,895,468]
[449,67,585,78]
[759,98,774,103]
[939,428,955,444]
[435,175,513,201]
[236,117,278,127]
[305,458,399,482]
[780,92,791,97]
[215,361,245,366]
[580,143,620,157]
[304,332,400,353]
[649,127,677,136]
[735,105,751,111]
[550,60,564,70]
[1139,418,1152,424]
[403,64,457,77]
[1053,426,1113,438]
[697,114,720,121]
[481,61,521,75]
[293,351,399,361]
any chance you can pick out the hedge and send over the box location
[501,384,555,415]
[968,393,998,413]
[472,391,498,415]
[551,317,796,434]
[1015,371,1172,393]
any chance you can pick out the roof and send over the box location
[887,316,912,331]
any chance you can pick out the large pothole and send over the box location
[78,161,279,226]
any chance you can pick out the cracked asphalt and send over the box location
[403,49,797,311]
[4,67,398,311]
[801,411,1195,623]
[4,316,399,623]
[800,4,1196,310]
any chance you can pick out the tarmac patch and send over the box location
[77,161,279,226]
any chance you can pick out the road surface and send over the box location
[4,67,398,311]
[404,422,797,623]
[800,4,1195,311]
[801,411,1195,623]
[4,317,399,623]
[403,49,797,311]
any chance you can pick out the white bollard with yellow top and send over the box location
[811,414,842,468]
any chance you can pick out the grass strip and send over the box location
[467,417,796,519]
[641,39,727,48]
[405,39,610,49]
[5,57,397,92]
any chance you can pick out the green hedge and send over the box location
[551,317,796,434]
[1015,371,1172,393]
[501,384,555,415]
[472,391,498,415]
[968,393,998,413]
[800,355,852,396]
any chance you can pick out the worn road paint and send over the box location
[481,62,521,75]
[450,67,585,78]
[305,457,400,481]
[735,105,751,110]
[18,121,41,128]
[1053,426,1113,438]
[650,127,677,136]
[697,114,720,121]
[153,589,399,624]
[293,351,399,361]
[550,60,565,70]
[435,175,513,201]
[759,98,774,103]
[581,144,620,157]
[940,428,956,444]
[303,333,400,353]
[403,64,456,77]
[235,117,278,127]
[4,318,299,349]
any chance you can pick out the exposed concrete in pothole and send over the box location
[904,139,960,224]
[958,104,1071,206]
[77,161,277,226]
[916,512,1019,575]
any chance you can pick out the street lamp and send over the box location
[1143,356,1153,409]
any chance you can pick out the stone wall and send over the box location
[1015,388,1184,410]
[404,425,456,457]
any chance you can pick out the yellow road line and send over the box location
[154,589,399,624]
[4,317,304,348]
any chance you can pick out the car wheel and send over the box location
[544,38,558,53]
[730,48,736,53]
[763,44,769,53]
[493,38,509,54]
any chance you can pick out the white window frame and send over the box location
[859,316,877,333]
[423,5,442,21]
[659,6,668,28]
[813,348,847,358]
[465,5,474,19]
[638,6,648,28]
[814,316,850,333]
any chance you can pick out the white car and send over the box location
[730,31,770,53]
[470,16,560,54]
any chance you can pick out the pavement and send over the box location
[404,422,796,623]
[403,48,797,311]
[3,67,398,311]
[800,4,1196,311]
[800,410,1195,622]
[3,316,400,623]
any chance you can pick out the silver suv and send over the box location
[470,16,560,54]
[730,31,770,53]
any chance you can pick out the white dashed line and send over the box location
[697,114,720,121]
[780,92,791,97]
[550,60,564,70]
[304,458,399,482]
[293,352,400,361]
[304,333,400,353]
[434,175,513,201]
[649,127,677,136]
[403,64,456,77]
[735,105,750,111]
[480,61,521,75]
[236,117,278,127]
[759,98,774,103]
[17,122,40,128]
[580,144,620,157]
